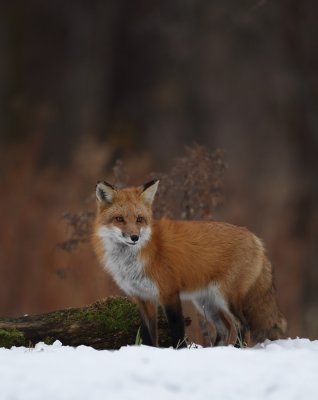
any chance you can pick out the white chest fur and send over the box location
[98,228,159,300]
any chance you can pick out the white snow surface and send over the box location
[0,339,317,400]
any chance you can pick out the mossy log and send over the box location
[0,297,190,349]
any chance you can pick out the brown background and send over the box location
[0,0,317,340]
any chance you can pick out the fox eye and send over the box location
[115,216,124,223]
[136,216,144,223]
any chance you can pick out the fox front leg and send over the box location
[135,299,158,347]
[163,293,187,349]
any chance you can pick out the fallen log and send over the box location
[0,297,185,349]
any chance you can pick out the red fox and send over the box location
[93,180,287,348]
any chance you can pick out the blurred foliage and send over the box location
[58,212,95,252]
[58,144,226,251]
[151,145,226,220]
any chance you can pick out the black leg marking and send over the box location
[140,318,155,346]
[164,295,186,349]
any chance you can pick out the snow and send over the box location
[0,339,317,400]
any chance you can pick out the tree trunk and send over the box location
[0,297,180,349]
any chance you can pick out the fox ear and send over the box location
[96,181,116,204]
[141,179,159,205]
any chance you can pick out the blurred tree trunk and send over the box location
[272,0,318,337]
[37,1,120,168]
[286,0,318,339]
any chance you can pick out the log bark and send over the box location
[0,297,178,349]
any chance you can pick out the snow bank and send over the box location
[0,339,317,400]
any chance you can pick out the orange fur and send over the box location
[93,181,287,346]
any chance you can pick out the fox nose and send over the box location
[130,235,139,242]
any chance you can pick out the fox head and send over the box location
[95,180,159,248]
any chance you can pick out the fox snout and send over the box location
[122,232,140,245]
[123,226,152,247]
[130,234,139,242]
[98,225,151,248]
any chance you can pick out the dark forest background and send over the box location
[0,0,317,340]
